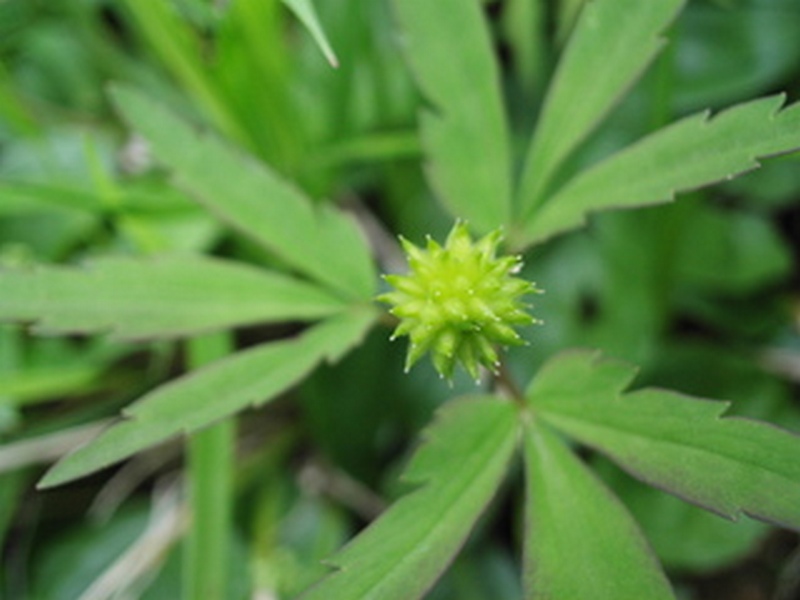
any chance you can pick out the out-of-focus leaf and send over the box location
[253,483,350,598]
[0,366,103,405]
[299,396,518,600]
[521,94,800,245]
[118,0,247,145]
[722,154,800,210]
[501,0,547,100]
[597,460,769,573]
[213,0,301,171]
[0,471,25,555]
[527,350,800,531]
[0,255,346,339]
[522,421,674,600]
[0,328,129,407]
[428,544,521,600]
[282,0,338,67]
[516,0,686,216]
[111,86,376,301]
[392,0,512,232]
[673,204,791,293]
[0,183,100,214]
[0,209,96,260]
[673,0,800,112]
[38,307,377,488]
[33,505,150,600]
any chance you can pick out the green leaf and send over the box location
[527,350,800,531]
[501,0,547,100]
[598,460,770,572]
[672,204,792,293]
[516,0,686,216]
[299,396,518,600]
[521,94,800,245]
[118,0,248,147]
[38,306,377,488]
[282,0,339,67]
[523,420,674,600]
[392,0,512,232]
[672,0,800,113]
[0,255,346,339]
[110,86,376,301]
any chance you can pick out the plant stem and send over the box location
[495,358,525,406]
[183,334,235,600]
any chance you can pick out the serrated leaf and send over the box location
[392,0,512,232]
[516,0,686,216]
[38,307,377,488]
[523,420,674,600]
[522,94,800,245]
[527,350,800,531]
[299,396,518,600]
[0,255,345,339]
[599,461,770,572]
[110,86,375,301]
[282,0,338,67]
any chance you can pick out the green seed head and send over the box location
[378,221,541,382]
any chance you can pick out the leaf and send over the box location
[522,420,674,600]
[110,86,376,301]
[281,0,339,67]
[527,350,800,531]
[597,460,770,572]
[522,94,800,245]
[299,396,518,600]
[38,306,377,488]
[0,255,346,340]
[516,0,686,216]
[501,0,547,100]
[118,0,247,146]
[392,0,512,232]
[671,0,800,113]
[672,204,792,293]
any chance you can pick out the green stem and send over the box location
[183,334,235,600]
[495,358,525,406]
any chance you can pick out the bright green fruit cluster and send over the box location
[379,222,540,382]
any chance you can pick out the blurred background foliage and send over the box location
[0,0,799,598]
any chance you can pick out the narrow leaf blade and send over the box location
[0,256,345,339]
[38,307,377,488]
[523,95,800,244]
[111,86,376,300]
[516,0,686,215]
[392,0,512,232]
[527,350,800,531]
[281,0,339,67]
[523,421,674,600]
[299,396,519,600]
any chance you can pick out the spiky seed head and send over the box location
[378,221,541,383]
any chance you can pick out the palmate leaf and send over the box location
[522,94,800,245]
[392,0,512,233]
[0,255,346,339]
[523,420,674,600]
[516,0,686,216]
[111,86,376,301]
[299,397,518,600]
[527,350,800,531]
[38,306,377,488]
